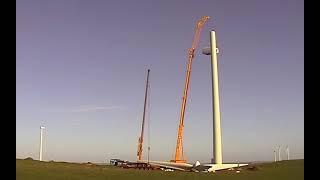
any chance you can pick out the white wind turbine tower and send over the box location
[274,149,277,162]
[277,145,281,161]
[39,126,46,161]
[286,145,290,160]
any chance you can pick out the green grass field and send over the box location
[16,159,304,180]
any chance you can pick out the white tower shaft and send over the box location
[278,146,281,161]
[210,31,222,165]
[39,127,44,161]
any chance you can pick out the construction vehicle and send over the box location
[137,69,150,161]
[171,16,210,163]
[120,161,160,170]
[109,159,126,166]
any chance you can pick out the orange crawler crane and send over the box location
[171,16,210,163]
[137,69,150,161]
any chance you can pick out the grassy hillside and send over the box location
[16,159,304,180]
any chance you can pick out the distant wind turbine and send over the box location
[286,145,290,160]
[278,145,281,161]
[39,126,45,161]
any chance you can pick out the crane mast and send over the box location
[171,16,210,163]
[137,69,150,161]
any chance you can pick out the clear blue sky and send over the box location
[16,0,304,163]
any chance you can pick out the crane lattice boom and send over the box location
[171,16,210,163]
[137,69,150,161]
